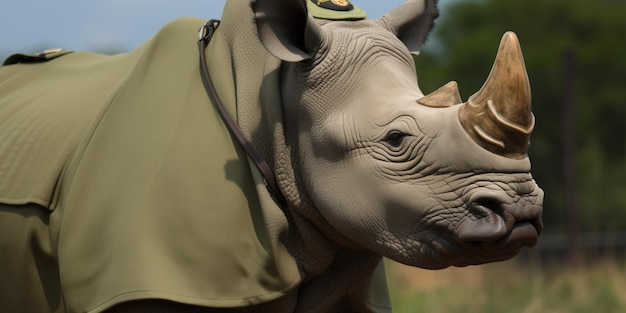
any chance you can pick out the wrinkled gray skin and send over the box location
[255,0,543,270]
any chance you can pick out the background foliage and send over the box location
[416,0,626,234]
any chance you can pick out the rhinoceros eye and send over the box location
[384,131,406,147]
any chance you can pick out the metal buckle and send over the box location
[198,19,220,42]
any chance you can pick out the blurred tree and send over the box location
[416,0,626,233]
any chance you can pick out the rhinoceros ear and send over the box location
[377,0,439,55]
[253,0,324,62]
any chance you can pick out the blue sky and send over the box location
[0,0,454,57]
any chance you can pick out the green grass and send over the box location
[386,258,626,313]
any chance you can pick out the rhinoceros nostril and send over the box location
[455,197,508,243]
[471,199,503,219]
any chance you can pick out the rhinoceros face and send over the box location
[255,0,543,269]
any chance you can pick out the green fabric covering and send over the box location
[0,18,299,312]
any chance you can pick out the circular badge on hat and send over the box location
[311,0,354,12]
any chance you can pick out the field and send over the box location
[386,257,626,313]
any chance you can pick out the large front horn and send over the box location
[458,32,534,159]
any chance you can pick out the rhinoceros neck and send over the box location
[216,0,375,281]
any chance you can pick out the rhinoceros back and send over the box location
[0,17,301,312]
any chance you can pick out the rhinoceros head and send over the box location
[254,0,543,269]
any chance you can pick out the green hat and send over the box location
[307,0,367,20]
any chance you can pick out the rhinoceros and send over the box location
[0,0,543,312]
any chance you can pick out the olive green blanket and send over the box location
[0,17,306,312]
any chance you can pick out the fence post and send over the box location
[563,48,582,266]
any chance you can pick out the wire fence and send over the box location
[519,232,626,264]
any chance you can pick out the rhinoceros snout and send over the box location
[455,189,542,249]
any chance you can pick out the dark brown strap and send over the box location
[198,20,286,207]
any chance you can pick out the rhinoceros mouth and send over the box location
[479,220,539,250]
[444,220,541,267]
[400,220,539,268]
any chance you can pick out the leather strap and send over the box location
[198,20,287,207]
